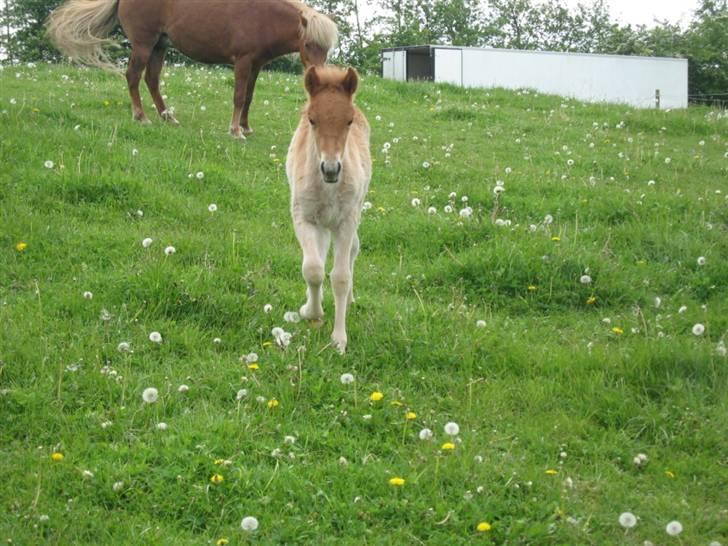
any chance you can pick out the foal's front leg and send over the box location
[330,224,356,353]
[295,220,325,321]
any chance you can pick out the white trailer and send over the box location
[381,45,688,109]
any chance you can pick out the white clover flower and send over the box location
[618,512,637,529]
[444,422,460,436]
[208,203,217,212]
[142,387,159,403]
[241,516,259,532]
[178,384,189,393]
[419,428,433,440]
[101,420,112,429]
[149,331,162,343]
[44,160,54,169]
[697,256,706,266]
[142,237,153,248]
[236,389,248,400]
[692,323,705,336]
[112,481,124,492]
[263,304,273,313]
[340,373,355,385]
[117,341,130,353]
[156,422,168,431]
[476,320,486,328]
[411,197,421,207]
[164,245,176,256]
[665,521,683,536]
[283,311,300,323]
[427,206,437,215]
[195,171,204,180]
[580,275,592,284]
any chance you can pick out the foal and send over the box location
[286,66,371,353]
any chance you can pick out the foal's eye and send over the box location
[309,118,315,126]
[347,119,353,126]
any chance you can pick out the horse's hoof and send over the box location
[133,115,151,124]
[242,127,254,136]
[299,303,323,321]
[331,332,347,354]
[162,114,179,125]
[229,128,246,140]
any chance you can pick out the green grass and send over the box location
[1,62,727,545]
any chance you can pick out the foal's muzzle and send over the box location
[320,160,342,183]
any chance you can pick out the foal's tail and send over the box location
[46,0,121,71]
[299,3,338,53]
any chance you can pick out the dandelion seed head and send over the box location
[619,512,637,528]
[692,323,705,336]
[241,516,259,531]
[142,237,153,248]
[665,521,683,536]
[117,341,130,353]
[444,422,460,436]
[149,331,162,343]
[164,245,176,256]
[340,373,355,385]
[419,428,433,440]
[142,387,159,403]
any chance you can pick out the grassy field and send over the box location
[1,61,727,545]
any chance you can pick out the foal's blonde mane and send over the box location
[286,0,338,52]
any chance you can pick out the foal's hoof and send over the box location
[331,332,347,354]
[133,114,151,125]
[242,126,254,136]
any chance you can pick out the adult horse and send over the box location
[47,0,337,137]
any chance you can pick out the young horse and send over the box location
[47,0,337,137]
[286,66,371,354]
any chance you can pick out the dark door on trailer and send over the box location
[406,47,434,81]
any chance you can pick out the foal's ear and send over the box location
[304,66,321,95]
[342,67,358,96]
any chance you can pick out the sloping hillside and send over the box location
[1,63,727,545]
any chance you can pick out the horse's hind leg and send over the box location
[145,42,178,124]
[126,46,153,122]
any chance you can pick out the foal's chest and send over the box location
[298,182,357,228]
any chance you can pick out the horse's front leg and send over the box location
[330,224,356,353]
[294,220,326,321]
[230,56,252,139]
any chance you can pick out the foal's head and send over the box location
[304,65,359,184]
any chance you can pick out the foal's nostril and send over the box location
[320,161,326,175]
[336,161,342,174]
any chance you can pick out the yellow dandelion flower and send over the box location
[586,296,597,305]
[377,207,385,213]
[545,469,558,475]
[32,107,40,113]
[527,285,537,291]
[267,399,279,409]
[405,411,417,420]
[210,473,224,485]
[390,400,403,407]
[15,242,28,252]
[612,326,624,335]
[51,452,64,462]
[389,477,405,486]
[665,470,675,478]
[370,391,384,402]
[213,459,225,465]
[103,100,110,106]
[555,507,566,518]
[216,539,229,546]
[441,442,456,450]
[262,341,273,348]
[476,522,492,532]
[551,236,561,242]
[247,363,259,370]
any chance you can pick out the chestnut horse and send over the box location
[47,0,337,137]
[286,66,371,353]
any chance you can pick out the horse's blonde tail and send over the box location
[46,0,121,72]
[299,3,338,54]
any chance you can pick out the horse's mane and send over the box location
[285,0,338,52]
